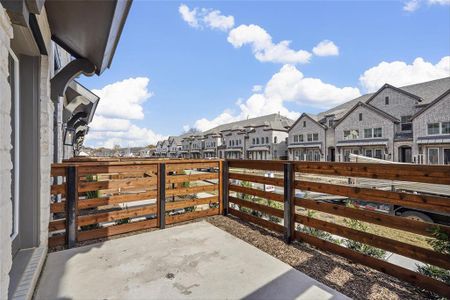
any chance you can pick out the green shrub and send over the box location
[297,210,340,244]
[342,218,386,259]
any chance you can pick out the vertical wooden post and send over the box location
[218,160,224,215]
[222,160,229,216]
[66,165,78,248]
[283,162,295,244]
[158,163,166,229]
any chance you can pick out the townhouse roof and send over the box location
[318,77,450,121]
[413,88,450,119]
[289,113,326,132]
[333,101,399,128]
[213,114,294,133]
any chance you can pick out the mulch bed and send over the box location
[206,215,433,300]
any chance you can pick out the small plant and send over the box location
[417,226,450,286]
[240,181,253,201]
[115,217,130,225]
[297,210,340,244]
[342,218,386,259]
[84,174,99,199]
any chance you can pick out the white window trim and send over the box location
[9,48,20,240]
[428,148,439,165]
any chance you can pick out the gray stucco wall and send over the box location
[0,6,13,299]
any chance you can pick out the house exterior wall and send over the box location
[203,135,221,158]
[335,105,395,162]
[222,130,244,159]
[368,87,419,120]
[413,93,450,164]
[0,6,14,299]
[288,116,326,161]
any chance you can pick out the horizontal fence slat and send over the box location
[295,214,450,269]
[77,219,158,242]
[165,196,218,211]
[296,180,450,213]
[51,184,66,195]
[166,162,218,172]
[294,231,450,299]
[78,177,157,193]
[78,205,157,226]
[229,196,284,218]
[78,191,158,210]
[48,235,66,247]
[49,219,65,231]
[229,172,284,187]
[295,162,450,185]
[165,184,218,197]
[166,173,218,184]
[77,164,158,176]
[229,207,284,233]
[165,207,219,225]
[228,159,285,171]
[50,202,65,213]
[51,167,66,177]
[294,197,450,237]
[229,184,283,202]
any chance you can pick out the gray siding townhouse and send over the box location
[412,89,450,165]
[202,131,222,158]
[168,136,183,158]
[334,102,398,162]
[221,127,246,159]
[180,136,193,159]
[288,113,327,161]
[0,1,131,298]
[190,134,203,159]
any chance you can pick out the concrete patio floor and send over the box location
[34,222,349,300]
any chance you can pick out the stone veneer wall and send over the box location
[0,5,13,299]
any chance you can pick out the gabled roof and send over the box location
[413,89,450,119]
[365,83,422,104]
[333,101,399,128]
[288,113,326,132]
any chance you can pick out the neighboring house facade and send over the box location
[334,102,398,162]
[0,1,131,298]
[202,131,222,158]
[221,128,245,159]
[168,136,182,158]
[288,113,327,161]
[180,136,192,159]
[190,135,203,159]
[412,89,450,165]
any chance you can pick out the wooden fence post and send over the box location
[158,163,166,229]
[283,162,295,243]
[222,160,229,216]
[66,165,78,248]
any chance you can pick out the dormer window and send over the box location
[385,96,389,105]
[328,119,333,127]
[359,113,362,121]
[303,121,306,127]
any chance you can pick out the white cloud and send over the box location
[179,4,234,31]
[85,77,166,148]
[203,10,234,31]
[403,0,450,11]
[92,77,151,120]
[252,85,263,92]
[192,64,360,131]
[179,4,199,28]
[228,24,312,64]
[359,56,450,92]
[312,40,339,56]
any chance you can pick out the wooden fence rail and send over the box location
[49,159,222,248]
[225,159,450,298]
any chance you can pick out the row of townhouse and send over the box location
[155,77,449,165]
[288,77,450,164]
[155,114,294,160]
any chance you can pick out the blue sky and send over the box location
[80,1,450,148]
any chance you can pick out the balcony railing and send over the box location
[49,158,450,298]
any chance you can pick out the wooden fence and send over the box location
[49,159,222,248]
[225,159,450,298]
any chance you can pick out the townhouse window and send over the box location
[274,136,277,143]
[256,138,260,144]
[428,148,439,164]
[385,96,389,105]
[400,116,412,131]
[344,130,350,139]
[359,113,363,121]
[265,137,269,144]
[299,134,304,142]
[303,121,306,127]
[314,151,320,161]
[294,135,298,142]
[374,149,383,159]
[442,122,450,134]
[252,138,255,144]
[365,149,373,157]
[313,133,319,141]
[428,123,440,135]
[364,128,373,138]
[345,130,359,140]
[374,128,382,138]
[328,119,333,127]
[307,134,313,142]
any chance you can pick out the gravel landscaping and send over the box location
[206,215,431,300]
